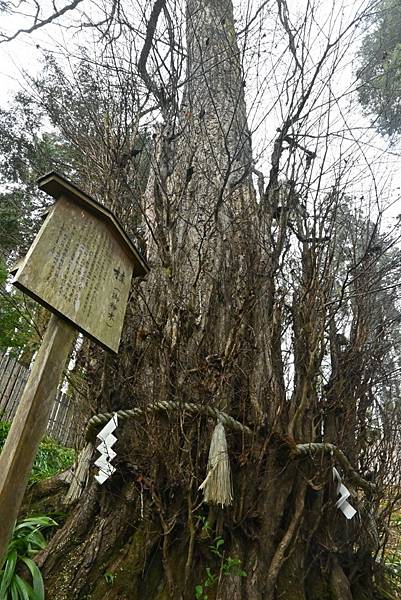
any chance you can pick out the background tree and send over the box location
[0,87,75,359]
[358,0,401,137]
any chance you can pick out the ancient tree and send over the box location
[1,0,400,599]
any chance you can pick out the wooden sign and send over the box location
[0,172,149,567]
[12,172,149,353]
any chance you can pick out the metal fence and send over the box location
[0,351,76,447]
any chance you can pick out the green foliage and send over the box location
[0,92,71,258]
[29,437,75,484]
[194,526,247,600]
[358,0,401,136]
[0,259,35,354]
[0,420,10,446]
[0,196,21,252]
[384,552,401,598]
[383,514,401,596]
[0,515,58,599]
[0,420,75,484]
[103,571,115,585]
[385,552,401,578]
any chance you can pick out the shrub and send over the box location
[0,420,75,484]
[0,515,58,599]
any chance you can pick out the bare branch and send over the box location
[0,0,85,43]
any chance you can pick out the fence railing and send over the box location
[0,352,76,447]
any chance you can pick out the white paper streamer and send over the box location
[94,414,118,484]
[333,467,356,520]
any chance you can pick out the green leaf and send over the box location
[103,571,115,585]
[0,548,17,597]
[0,423,75,486]
[10,578,20,600]
[195,584,203,599]
[14,575,34,600]
[26,531,46,552]
[205,567,216,585]
[15,517,57,530]
[21,558,44,600]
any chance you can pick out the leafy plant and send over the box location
[0,420,75,483]
[357,0,401,137]
[29,436,75,484]
[0,259,35,354]
[0,516,58,599]
[103,571,115,585]
[382,512,401,596]
[194,530,247,599]
[0,419,10,445]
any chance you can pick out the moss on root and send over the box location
[86,521,189,600]
[87,522,159,599]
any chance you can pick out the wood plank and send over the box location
[52,391,68,445]
[8,367,29,415]
[0,352,8,374]
[60,393,71,444]
[61,396,75,447]
[0,355,16,408]
[2,363,23,418]
[0,314,75,566]
[46,393,60,439]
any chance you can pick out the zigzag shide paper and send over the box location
[333,466,356,520]
[94,414,118,484]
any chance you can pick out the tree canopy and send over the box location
[358,0,401,136]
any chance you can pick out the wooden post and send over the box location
[0,314,75,567]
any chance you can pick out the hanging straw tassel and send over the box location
[199,421,233,507]
[64,441,94,505]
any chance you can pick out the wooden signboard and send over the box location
[0,172,149,567]
[13,172,149,353]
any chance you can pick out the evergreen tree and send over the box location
[358,0,401,136]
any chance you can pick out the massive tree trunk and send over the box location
[34,2,383,599]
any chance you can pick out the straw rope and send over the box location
[294,443,376,492]
[84,402,375,492]
[85,400,253,440]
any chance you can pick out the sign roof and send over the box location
[37,171,149,277]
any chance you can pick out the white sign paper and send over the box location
[94,414,118,485]
[333,467,357,520]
